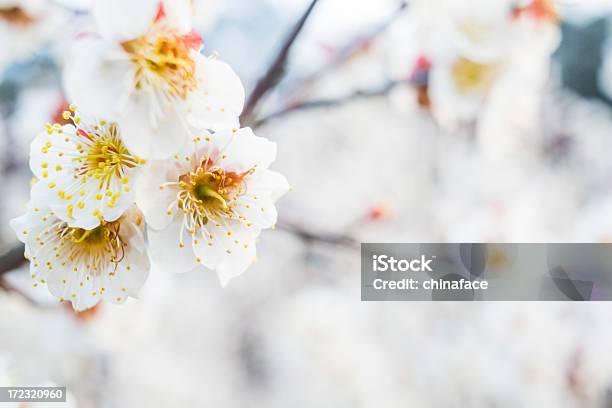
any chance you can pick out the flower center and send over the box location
[68,225,107,245]
[73,122,142,188]
[452,57,496,93]
[122,28,198,99]
[176,161,253,230]
[54,220,125,273]
[0,7,34,25]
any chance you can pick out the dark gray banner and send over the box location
[361,243,612,301]
[0,387,66,402]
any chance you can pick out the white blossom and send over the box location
[10,205,149,311]
[63,0,245,159]
[29,107,145,230]
[135,127,289,285]
[414,0,559,130]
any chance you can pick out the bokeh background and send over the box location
[3,0,612,406]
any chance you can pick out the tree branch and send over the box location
[0,243,25,276]
[254,80,403,128]
[0,243,36,304]
[281,1,408,106]
[277,220,359,249]
[240,0,320,126]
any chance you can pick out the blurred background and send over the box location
[3,0,612,406]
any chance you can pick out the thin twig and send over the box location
[0,243,25,276]
[0,244,36,304]
[240,0,320,126]
[277,220,359,249]
[254,80,403,128]
[281,1,408,106]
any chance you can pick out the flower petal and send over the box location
[118,246,150,297]
[192,219,259,282]
[233,171,288,230]
[186,54,245,130]
[147,218,199,273]
[216,242,256,286]
[9,213,31,245]
[47,266,100,312]
[250,169,290,203]
[208,127,277,175]
[63,37,134,119]
[161,0,192,34]
[135,160,180,230]
[93,0,160,41]
[118,92,190,159]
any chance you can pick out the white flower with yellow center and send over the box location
[135,127,289,285]
[417,0,559,130]
[30,107,144,230]
[63,0,245,159]
[10,205,149,311]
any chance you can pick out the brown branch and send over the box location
[254,80,403,128]
[0,244,38,304]
[277,220,359,249]
[281,1,408,106]
[0,243,25,276]
[240,0,320,126]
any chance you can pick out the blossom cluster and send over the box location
[10,0,289,311]
[389,0,559,159]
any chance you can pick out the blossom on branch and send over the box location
[63,0,245,159]
[135,127,289,285]
[10,0,288,311]
[10,205,149,311]
[29,107,145,230]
